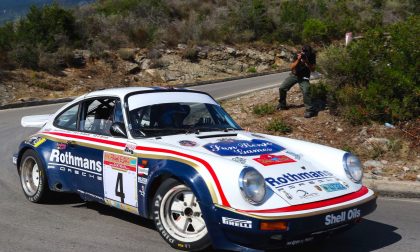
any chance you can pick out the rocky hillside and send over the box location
[0,44,295,105]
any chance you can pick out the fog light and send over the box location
[260,221,288,231]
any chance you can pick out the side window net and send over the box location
[81,99,116,135]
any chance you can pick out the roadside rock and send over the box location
[144,69,165,82]
[362,137,390,151]
[140,59,152,70]
[417,175,420,182]
[117,48,137,61]
[371,167,383,175]
[124,62,140,75]
[71,49,90,67]
[225,47,237,56]
[363,160,384,168]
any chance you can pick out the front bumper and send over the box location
[207,189,377,251]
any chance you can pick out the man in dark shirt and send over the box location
[277,45,317,118]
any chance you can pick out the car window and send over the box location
[54,103,79,130]
[129,102,241,137]
[80,98,117,135]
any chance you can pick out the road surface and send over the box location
[0,72,419,252]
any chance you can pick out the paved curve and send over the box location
[0,72,419,252]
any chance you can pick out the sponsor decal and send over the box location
[204,139,285,156]
[56,166,102,181]
[265,170,333,188]
[325,208,361,226]
[179,140,198,147]
[314,185,323,191]
[26,136,46,148]
[104,152,136,172]
[139,185,145,196]
[296,189,318,199]
[320,182,347,192]
[253,154,296,166]
[286,237,314,246]
[105,198,138,214]
[124,143,136,155]
[222,217,252,229]
[56,142,67,150]
[279,189,293,200]
[138,160,149,185]
[103,152,137,207]
[77,189,103,201]
[232,157,247,164]
[49,149,102,173]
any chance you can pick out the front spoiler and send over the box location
[207,191,377,251]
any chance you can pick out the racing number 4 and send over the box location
[115,173,125,203]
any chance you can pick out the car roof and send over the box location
[84,87,159,98]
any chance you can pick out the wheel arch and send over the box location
[16,145,37,174]
[144,167,215,219]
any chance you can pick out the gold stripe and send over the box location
[37,133,219,203]
[215,194,377,220]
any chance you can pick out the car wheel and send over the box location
[19,149,50,203]
[152,178,211,251]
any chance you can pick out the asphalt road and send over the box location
[0,72,419,252]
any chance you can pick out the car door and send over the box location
[77,97,138,213]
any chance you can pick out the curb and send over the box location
[363,178,420,199]
[0,69,289,111]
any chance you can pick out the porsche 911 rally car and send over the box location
[13,87,377,251]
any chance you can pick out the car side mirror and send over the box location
[110,122,127,138]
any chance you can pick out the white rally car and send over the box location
[13,87,377,251]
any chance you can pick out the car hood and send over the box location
[145,131,356,207]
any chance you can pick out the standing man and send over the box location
[277,45,317,118]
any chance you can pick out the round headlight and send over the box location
[343,153,363,183]
[239,167,266,205]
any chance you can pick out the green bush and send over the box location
[182,47,199,62]
[246,66,257,73]
[318,16,420,124]
[16,4,77,52]
[302,18,328,43]
[253,103,275,116]
[266,119,292,134]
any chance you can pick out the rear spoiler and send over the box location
[21,114,51,128]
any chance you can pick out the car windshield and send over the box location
[128,102,242,137]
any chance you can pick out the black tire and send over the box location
[19,149,51,203]
[152,178,211,251]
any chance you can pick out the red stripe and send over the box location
[240,186,369,214]
[44,131,230,207]
[46,132,126,147]
[136,145,230,207]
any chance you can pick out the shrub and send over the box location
[182,47,199,62]
[8,45,39,69]
[309,82,330,111]
[266,119,292,134]
[318,16,420,124]
[16,4,77,52]
[246,66,257,73]
[302,18,328,43]
[253,103,275,116]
